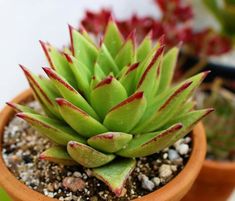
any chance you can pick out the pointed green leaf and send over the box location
[115,31,136,70]
[56,99,108,137]
[39,41,77,87]
[6,102,38,114]
[69,25,98,72]
[133,71,209,133]
[94,63,106,81]
[117,123,183,157]
[133,81,192,133]
[177,101,196,115]
[158,47,179,94]
[168,108,214,142]
[92,159,136,197]
[88,132,132,153]
[39,146,76,165]
[96,44,119,75]
[63,54,91,99]
[20,66,62,119]
[103,19,124,57]
[104,92,147,132]
[16,113,85,145]
[90,76,100,90]
[119,63,139,95]
[135,36,164,84]
[43,67,99,120]
[137,31,153,61]
[90,76,128,120]
[67,141,115,168]
[137,46,164,99]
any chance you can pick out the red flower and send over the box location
[80,1,232,56]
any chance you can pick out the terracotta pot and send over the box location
[0,89,207,201]
[182,159,235,201]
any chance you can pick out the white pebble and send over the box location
[163,153,168,159]
[168,149,179,161]
[159,164,173,179]
[177,144,189,155]
[184,137,191,143]
[151,177,161,187]
[171,165,177,172]
[138,174,155,191]
[73,171,82,178]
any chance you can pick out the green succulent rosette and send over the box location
[8,19,212,196]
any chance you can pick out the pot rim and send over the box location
[0,89,207,201]
[204,159,235,170]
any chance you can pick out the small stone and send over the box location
[151,177,160,187]
[73,171,82,178]
[85,169,92,177]
[138,174,155,191]
[159,164,173,179]
[90,196,98,201]
[170,165,177,172]
[62,177,86,192]
[47,183,54,192]
[168,149,180,161]
[163,153,168,159]
[172,157,183,165]
[184,137,191,143]
[177,144,189,155]
[47,192,54,198]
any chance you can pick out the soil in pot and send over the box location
[2,101,192,201]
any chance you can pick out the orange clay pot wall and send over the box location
[182,160,235,201]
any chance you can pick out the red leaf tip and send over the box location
[203,70,211,77]
[68,141,78,148]
[16,113,26,119]
[42,67,54,77]
[19,64,31,76]
[56,98,66,106]
[63,53,73,63]
[39,154,46,160]
[125,63,139,75]
[6,102,17,109]
[68,24,76,32]
[158,35,165,46]
[68,24,75,56]
[95,76,113,89]
[205,108,214,115]
[109,91,144,112]
[126,29,136,42]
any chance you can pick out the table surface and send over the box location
[0,0,234,200]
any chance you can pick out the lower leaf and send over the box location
[92,159,136,197]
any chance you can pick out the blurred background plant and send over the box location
[196,79,235,161]
[204,0,235,39]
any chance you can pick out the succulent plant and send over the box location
[196,79,235,160]
[7,19,213,196]
[204,0,235,38]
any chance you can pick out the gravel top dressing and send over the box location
[2,101,192,201]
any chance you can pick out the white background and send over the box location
[0,0,160,109]
[0,0,234,200]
